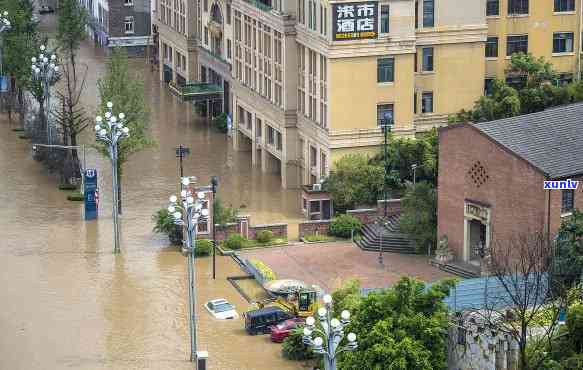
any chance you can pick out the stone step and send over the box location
[429,260,480,279]
[356,239,417,254]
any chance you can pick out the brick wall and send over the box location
[438,124,549,261]
[249,224,288,240]
[376,199,401,217]
[214,223,240,241]
[299,220,331,238]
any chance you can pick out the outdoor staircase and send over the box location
[430,260,481,279]
[356,216,417,254]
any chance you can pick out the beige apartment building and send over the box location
[485,0,583,90]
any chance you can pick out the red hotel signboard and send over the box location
[332,1,378,41]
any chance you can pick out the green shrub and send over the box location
[11,128,24,132]
[567,304,583,350]
[304,234,333,242]
[256,230,274,243]
[282,328,315,360]
[225,234,246,250]
[152,208,182,245]
[18,134,29,139]
[195,239,213,257]
[249,258,277,281]
[329,214,362,238]
[212,112,228,133]
[59,183,78,191]
[67,192,84,201]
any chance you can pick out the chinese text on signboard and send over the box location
[332,1,378,41]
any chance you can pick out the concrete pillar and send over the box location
[495,340,507,370]
[261,147,268,172]
[158,38,164,82]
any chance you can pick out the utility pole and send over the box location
[379,114,393,265]
[211,176,218,280]
[175,145,190,181]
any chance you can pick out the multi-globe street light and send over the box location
[94,101,129,254]
[378,114,394,265]
[0,10,11,97]
[168,177,208,362]
[302,294,358,370]
[31,45,59,146]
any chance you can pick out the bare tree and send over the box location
[473,231,565,370]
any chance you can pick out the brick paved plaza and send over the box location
[241,242,455,292]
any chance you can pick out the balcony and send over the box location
[243,0,272,12]
[168,81,223,102]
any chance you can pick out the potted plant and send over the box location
[152,208,182,245]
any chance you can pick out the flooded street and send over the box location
[0,15,303,370]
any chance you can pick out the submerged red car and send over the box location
[269,318,304,343]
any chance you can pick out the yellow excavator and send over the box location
[256,289,318,318]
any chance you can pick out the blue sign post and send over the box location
[84,169,98,220]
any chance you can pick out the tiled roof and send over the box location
[474,103,583,179]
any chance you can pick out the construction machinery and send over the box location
[255,288,318,318]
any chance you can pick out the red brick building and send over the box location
[437,103,583,271]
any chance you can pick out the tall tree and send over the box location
[96,48,155,213]
[449,53,577,124]
[399,181,437,252]
[0,0,37,126]
[56,0,87,87]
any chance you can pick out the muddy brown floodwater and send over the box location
[0,14,305,370]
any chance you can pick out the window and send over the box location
[422,47,433,71]
[414,92,417,114]
[124,16,134,34]
[554,0,575,12]
[227,39,232,59]
[310,146,317,167]
[423,0,434,27]
[226,3,231,24]
[506,75,526,89]
[486,37,498,58]
[320,152,327,177]
[267,126,275,145]
[256,118,262,138]
[381,5,390,33]
[422,92,433,113]
[486,0,499,16]
[485,78,494,95]
[415,0,419,29]
[376,104,394,126]
[204,0,208,12]
[508,0,528,15]
[557,73,573,86]
[124,0,133,6]
[204,27,208,45]
[562,190,574,213]
[507,35,528,56]
[377,57,394,83]
[276,131,282,151]
[553,32,574,53]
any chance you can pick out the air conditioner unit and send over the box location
[312,183,322,191]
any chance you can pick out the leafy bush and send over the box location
[399,181,437,253]
[195,239,213,257]
[212,112,228,133]
[282,328,315,360]
[249,259,277,281]
[568,304,583,351]
[58,183,78,191]
[256,230,273,243]
[214,197,239,226]
[329,214,362,238]
[303,234,333,242]
[224,234,246,250]
[152,208,182,245]
[67,192,84,201]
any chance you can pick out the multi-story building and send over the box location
[484,0,583,90]
[193,0,487,188]
[153,0,198,84]
[83,0,152,56]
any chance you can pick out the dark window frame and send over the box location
[553,32,574,53]
[508,0,528,15]
[422,47,434,71]
[421,91,433,113]
[486,36,498,58]
[381,5,390,33]
[554,0,575,12]
[423,0,434,27]
[376,104,394,127]
[377,57,395,83]
[562,189,575,213]
[506,35,528,56]
[486,0,499,16]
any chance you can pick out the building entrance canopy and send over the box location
[168,82,223,102]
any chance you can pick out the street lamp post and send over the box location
[94,102,129,254]
[211,176,218,280]
[411,163,418,185]
[31,45,59,146]
[379,114,394,265]
[168,178,209,362]
[302,294,358,370]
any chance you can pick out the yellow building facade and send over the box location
[181,0,489,187]
[485,0,583,86]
